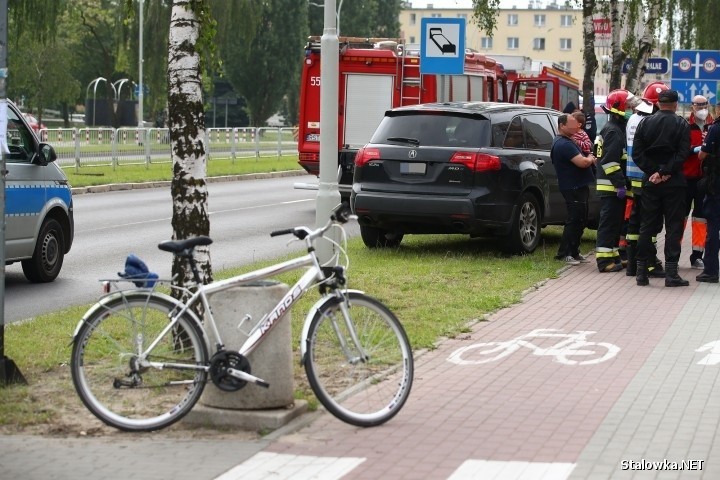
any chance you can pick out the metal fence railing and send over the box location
[38,126,299,171]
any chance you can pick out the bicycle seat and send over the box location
[158,236,213,253]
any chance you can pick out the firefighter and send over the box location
[633,89,691,287]
[594,89,636,272]
[624,82,669,278]
[684,95,713,269]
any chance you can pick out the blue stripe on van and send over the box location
[5,184,71,216]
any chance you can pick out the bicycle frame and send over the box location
[143,252,323,365]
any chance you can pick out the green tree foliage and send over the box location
[9,0,67,43]
[307,0,401,38]
[220,0,306,127]
[667,0,720,51]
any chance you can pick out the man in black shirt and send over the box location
[551,113,597,265]
[632,89,691,286]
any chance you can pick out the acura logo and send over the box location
[408,150,417,159]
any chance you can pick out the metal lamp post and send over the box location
[138,0,144,127]
[315,0,341,264]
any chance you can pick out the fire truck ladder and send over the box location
[399,45,422,106]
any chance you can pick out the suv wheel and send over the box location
[360,225,404,248]
[22,218,65,283]
[505,192,541,254]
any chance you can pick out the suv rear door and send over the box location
[356,112,493,196]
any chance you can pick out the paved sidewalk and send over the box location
[2,235,719,479]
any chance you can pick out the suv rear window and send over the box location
[370,113,491,148]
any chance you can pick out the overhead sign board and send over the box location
[670,80,717,104]
[420,18,465,75]
[671,50,720,81]
[621,57,669,75]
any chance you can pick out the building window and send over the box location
[534,14,546,27]
[560,14,573,27]
[431,13,442,18]
[457,13,467,19]
[559,61,572,72]
[410,13,416,25]
[533,38,545,50]
[508,14,518,26]
[409,36,416,44]
[481,37,493,49]
[507,37,519,50]
[560,38,572,50]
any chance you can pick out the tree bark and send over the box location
[167,0,212,304]
[608,0,625,91]
[581,0,598,113]
[624,0,663,94]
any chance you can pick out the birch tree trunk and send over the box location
[608,0,625,90]
[167,0,212,303]
[581,0,598,113]
[624,0,663,94]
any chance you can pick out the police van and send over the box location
[4,100,73,282]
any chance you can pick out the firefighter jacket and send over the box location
[625,112,649,190]
[632,110,691,188]
[685,112,714,179]
[594,116,628,196]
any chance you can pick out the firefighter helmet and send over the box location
[641,82,670,105]
[602,89,636,117]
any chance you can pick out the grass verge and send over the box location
[63,155,302,188]
[0,226,597,430]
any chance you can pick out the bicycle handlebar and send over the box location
[269,203,355,242]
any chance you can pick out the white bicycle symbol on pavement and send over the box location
[447,328,621,366]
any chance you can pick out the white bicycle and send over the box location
[447,328,620,366]
[71,204,414,432]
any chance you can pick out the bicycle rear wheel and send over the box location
[71,292,209,432]
[305,292,413,427]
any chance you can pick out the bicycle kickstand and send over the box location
[226,368,270,388]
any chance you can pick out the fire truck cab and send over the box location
[508,65,581,112]
[296,37,508,198]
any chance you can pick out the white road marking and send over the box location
[448,460,576,479]
[214,452,365,480]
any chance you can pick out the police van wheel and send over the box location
[22,218,65,283]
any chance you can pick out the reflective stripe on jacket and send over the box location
[595,117,628,196]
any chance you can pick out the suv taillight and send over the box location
[450,152,501,172]
[355,147,381,167]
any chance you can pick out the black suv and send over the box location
[351,102,599,253]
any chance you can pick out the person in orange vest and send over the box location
[684,95,712,269]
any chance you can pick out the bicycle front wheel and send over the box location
[305,292,413,427]
[71,292,209,432]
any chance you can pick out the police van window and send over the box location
[5,108,34,163]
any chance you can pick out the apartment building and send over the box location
[400,3,585,87]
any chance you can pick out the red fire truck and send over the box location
[507,64,581,112]
[296,37,508,198]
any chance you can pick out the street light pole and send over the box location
[315,0,341,264]
[138,0,144,127]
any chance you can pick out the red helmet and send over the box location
[603,89,636,117]
[642,82,670,105]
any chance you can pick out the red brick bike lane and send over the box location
[261,261,698,479]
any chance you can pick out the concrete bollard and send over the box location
[200,280,294,409]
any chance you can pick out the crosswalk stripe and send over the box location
[214,452,366,480]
